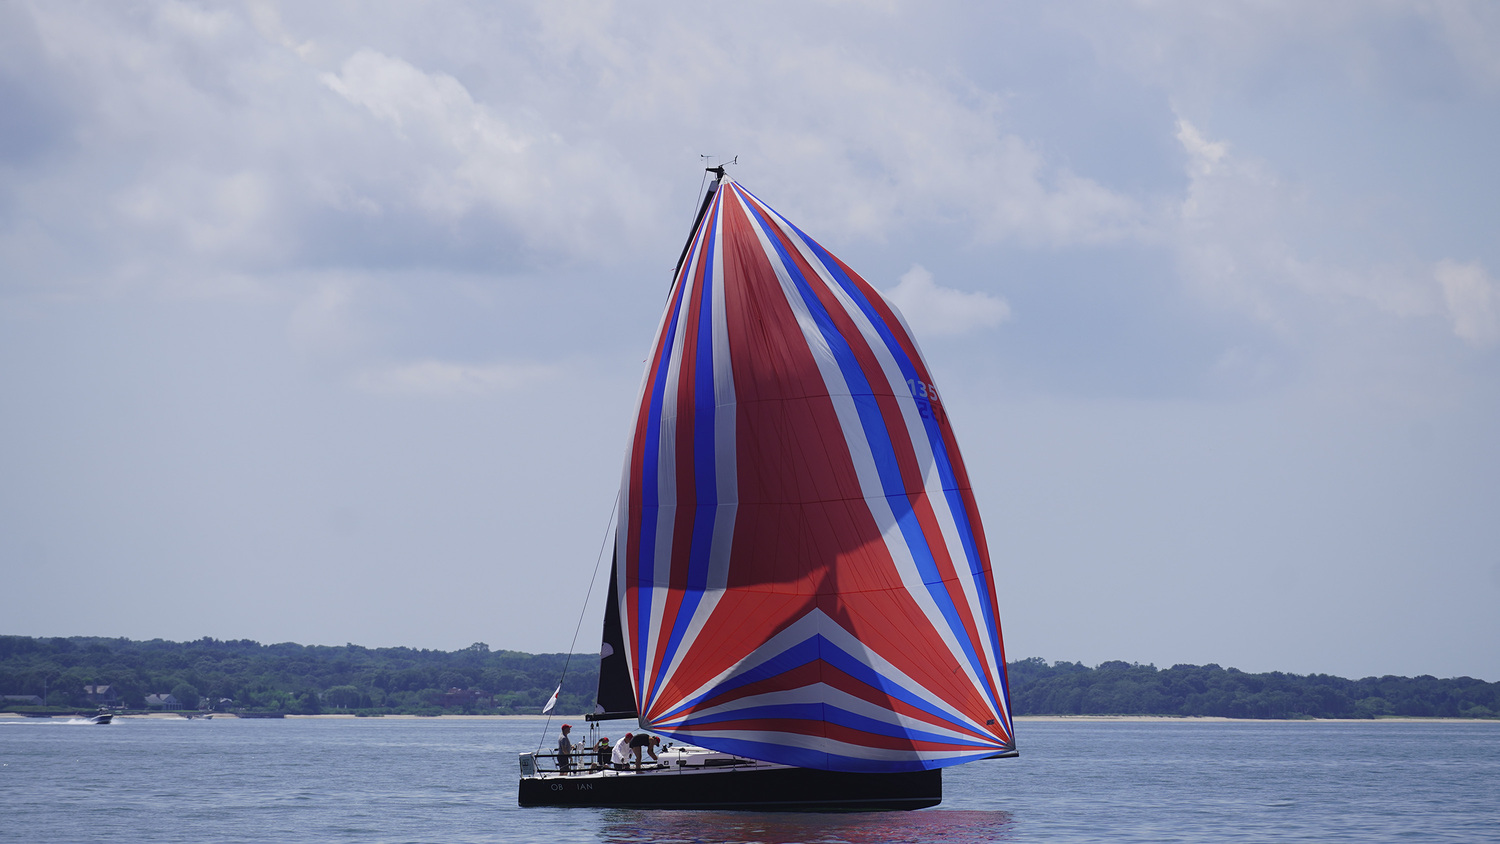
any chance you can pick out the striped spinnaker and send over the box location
[615,178,1013,773]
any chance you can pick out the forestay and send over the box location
[615,176,1014,773]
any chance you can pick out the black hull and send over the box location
[519,765,941,811]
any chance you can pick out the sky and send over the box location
[2,1,1497,682]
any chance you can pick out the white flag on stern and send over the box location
[542,685,560,714]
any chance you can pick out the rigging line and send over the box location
[537,489,621,756]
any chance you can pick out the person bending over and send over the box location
[629,733,661,770]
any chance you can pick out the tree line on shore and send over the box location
[1,635,1495,719]
[0,635,594,715]
[1007,658,1498,719]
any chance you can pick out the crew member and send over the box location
[629,732,661,770]
[612,733,633,770]
[557,724,574,774]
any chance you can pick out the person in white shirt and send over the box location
[612,733,633,770]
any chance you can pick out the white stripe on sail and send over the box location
[656,682,1004,748]
[669,727,999,766]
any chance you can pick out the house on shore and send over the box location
[84,685,121,707]
[440,688,495,708]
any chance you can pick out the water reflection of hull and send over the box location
[601,808,1016,843]
[518,764,941,811]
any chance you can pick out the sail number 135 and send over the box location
[907,379,944,421]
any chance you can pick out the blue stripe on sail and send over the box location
[652,635,821,725]
[653,633,983,743]
[636,227,701,702]
[664,735,995,774]
[785,222,1006,720]
[817,636,985,734]
[675,701,823,726]
[653,201,722,699]
[742,197,993,714]
[674,702,997,749]
[967,564,1009,713]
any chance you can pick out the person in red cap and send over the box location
[557,724,574,774]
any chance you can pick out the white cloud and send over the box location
[320,49,547,219]
[730,48,1147,247]
[882,264,1010,338]
[0,4,665,303]
[1175,119,1228,180]
[312,47,655,263]
[512,4,1147,249]
[1171,117,1447,330]
[1436,260,1500,348]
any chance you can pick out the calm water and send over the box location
[2,716,1497,843]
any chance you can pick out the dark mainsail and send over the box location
[589,552,637,721]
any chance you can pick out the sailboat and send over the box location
[518,168,1015,811]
